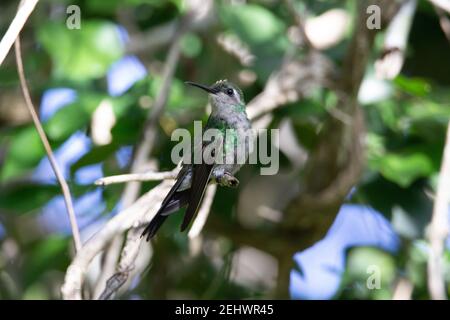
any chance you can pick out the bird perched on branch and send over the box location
[141,80,252,240]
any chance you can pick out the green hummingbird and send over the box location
[142,79,252,240]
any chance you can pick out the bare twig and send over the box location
[0,0,38,66]
[14,37,82,252]
[95,171,177,186]
[427,122,450,300]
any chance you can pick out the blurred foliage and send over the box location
[0,0,450,300]
[38,21,124,81]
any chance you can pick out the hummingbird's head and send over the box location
[185,79,245,110]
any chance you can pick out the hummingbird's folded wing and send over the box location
[180,161,214,232]
[180,126,224,231]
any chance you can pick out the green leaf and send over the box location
[23,236,70,287]
[150,77,187,110]
[45,93,103,141]
[0,184,60,214]
[342,247,396,299]
[346,247,396,280]
[220,4,289,80]
[0,127,45,181]
[23,283,49,300]
[220,4,285,45]
[394,75,431,97]
[406,240,428,289]
[376,152,435,187]
[70,143,119,174]
[181,33,203,58]
[7,127,44,165]
[407,100,450,122]
[38,21,124,81]
[45,105,89,141]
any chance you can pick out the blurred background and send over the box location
[0,0,450,300]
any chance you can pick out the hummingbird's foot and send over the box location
[217,172,239,188]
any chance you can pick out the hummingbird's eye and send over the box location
[226,88,234,96]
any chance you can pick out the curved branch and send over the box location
[15,36,81,252]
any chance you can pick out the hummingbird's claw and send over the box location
[228,177,239,188]
[217,172,239,188]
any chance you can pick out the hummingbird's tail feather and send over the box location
[143,214,167,241]
[142,156,216,238]
[161,190,190,215]
[142,190,190,240]
[181,163,214,231]
[141,167,190,241]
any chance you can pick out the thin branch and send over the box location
[119,17,187,211]
[14,36,82,252]
[95,171,177,186]
[0,0,38,66]
[427,121,450,300]
[132,22,185,169]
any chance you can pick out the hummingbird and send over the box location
[141,79,252,241]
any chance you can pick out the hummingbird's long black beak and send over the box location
[185,81,219,94]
